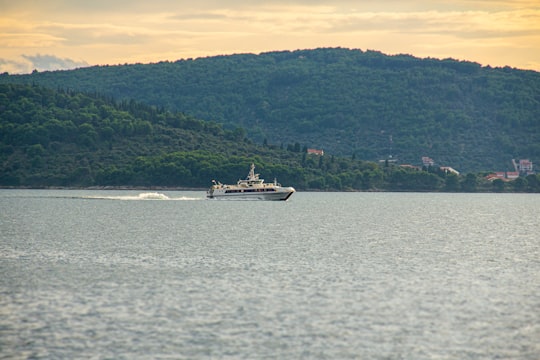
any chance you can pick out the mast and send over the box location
[247,163,260,181]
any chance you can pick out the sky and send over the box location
[1,0,539,74]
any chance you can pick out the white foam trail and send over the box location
[83,192,203,201]
[172,196,204,201]
[137,192,170,200]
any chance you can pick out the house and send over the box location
[422,156,434,167]
[494,171,520,179]
[505,171,520,179]
[486,171,520,181]
[440,167,460,175]
[307,148,324,156]
[518,159,534,174]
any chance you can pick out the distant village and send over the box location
[306,148,535,180]
[399,156,461,175]
[413,157,535,181]
[399,156,535,180]
[484,159,535,181]
[393,156,535,180]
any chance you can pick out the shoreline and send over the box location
[0,186,532,194]
[0,186,207,191]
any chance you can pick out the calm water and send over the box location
[1,190,539,359]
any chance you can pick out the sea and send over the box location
[1,189,539,359]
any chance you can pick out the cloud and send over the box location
[22,54,89,72]
[0,54,89,74]
[0,0,539,72]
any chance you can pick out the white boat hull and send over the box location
[207,164,295,201]
[207,187,295,201]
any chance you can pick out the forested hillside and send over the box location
[2,84,539,192]
[0,84,373,190]
[2,48,539,172]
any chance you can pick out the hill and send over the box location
[2,83,539,192]
[0,84,380,190]
[2,48,539,173]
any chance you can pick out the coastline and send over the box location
[0,186,534,193]
[0,186,207,191]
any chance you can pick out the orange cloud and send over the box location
[0,1,539,73]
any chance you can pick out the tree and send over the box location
[511,177,527,192]
[492,179,505,192]
[445,173,460,191]
[461,173,477,192]
[525,174,540,192]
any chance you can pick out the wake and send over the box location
[83,192,204,201]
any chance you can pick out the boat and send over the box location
[207,163,295,200]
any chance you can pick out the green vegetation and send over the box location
[1,83,539,192]
[0,83,373,189]
[2,48,539,172]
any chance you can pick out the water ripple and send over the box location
[1,191,539,359]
